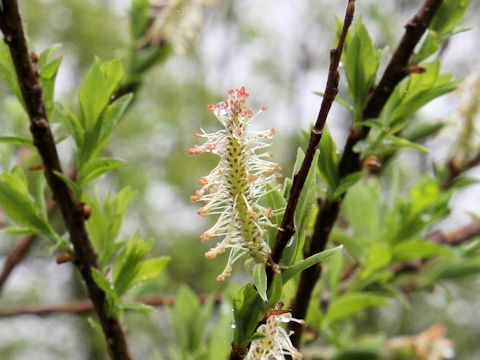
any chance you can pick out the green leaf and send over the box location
[91,268,118,316]
[130,0,151,40]
[430,0,469,36]
[343,178,382,240]
[78,157,126,190]
[393,240,450,261]
[252,263,268,302]
[343,21,381,122]
[330,228,366,260]
[403,121,444,142]
[91,268,115,297]
[95,94,133,152]
[382,61,458,132]
[422,258,480,285]
[53,170,81,199]
[79,58,123,131]
[295,148,319,236]
[282,245,343,283]
[38,45,63,118]
[56,104,84,148]
[168,285,214,353]
[332,171,363,199]
[0,135,34,148]
[86,188,133,266]
[129,256,170,288]
[0,168,58,243]
[264,185,286,248]
[121,302,155,313]
[324,292,387,326]
[4,227,37,236]
[360,242,391,279]
[281,148,319,266]
[411,31,440,64]
[267,273,283,308]
[318,126,339,194]
[112,234,152,296]
[101,58,124,96]
[387,135,430,154]
[232,284,265,347]
[0,42,23,104]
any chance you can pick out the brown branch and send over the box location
[0,197,58,293]
[230,2,356,358]
[428,221,480,246]
[0,235,35,293]
[0,2,132,359]
[289,0,445,348]
[442,151,480,189]
[3,218,478,321]
[270,0,355,269]
[0,295,223,318]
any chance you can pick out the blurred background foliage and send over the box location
[0,0,479,359]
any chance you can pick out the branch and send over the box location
[442,151,480,189]
[289,0,445,347]
[0,235,35,293]
[0,2,132,359]
[0,196,58,293]
[0,295,223,318]
[269,0,355,269]
[229,3,356,358]
[428,221,480,246]
[3,217,478,320]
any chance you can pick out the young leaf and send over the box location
[0,168,58,243]
[38,45,63,117]
[263,185,286,248]
[360,242,392,279]
[252,263,268,302]
[79,59,123,131]
[56,104,85,148]
[78,157,126,190]
[343,21,381,122]
[0,135,34,148]
[120,302,154,314]
[430,0,469,36]
[392,240,450,261]
[324,292,387,326]
[86,188,133,266]
[129,256,170,288]
[317,126,339,194]
[411,31,440,64]
[232,284,265,347]
[382,61,458,132]
[91,268,119,316]
[343,178,382,240]
[113,234,152,296]
[95,93,133,153]
[282,245,343,283]
[0,42,23,104]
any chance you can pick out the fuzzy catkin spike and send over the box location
[245,311,304,360]
[189,87,280,281]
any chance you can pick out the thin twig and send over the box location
[442,151,480,189]
[0,295,223,318]
[270,0,355,269]
[0,197,58,293]
[230,2,356,358]
[2,219,477,319]
[0,235,35,293]
[289,0,445,347]
[0,2,132,359]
